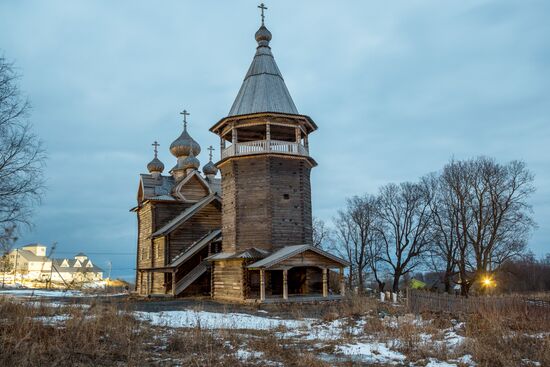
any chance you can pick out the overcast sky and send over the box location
[1,0,548,279]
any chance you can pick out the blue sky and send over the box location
[1,1,548,280]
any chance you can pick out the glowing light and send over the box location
[481,276,495,288]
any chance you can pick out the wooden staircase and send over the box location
[174,261,209,295]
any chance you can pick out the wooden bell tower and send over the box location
[210,11,318,254]
[211,113,317,254]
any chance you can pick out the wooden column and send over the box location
[322,268,328,297]
[295,126,301,143]
[260,269,266,301]
[232,127,238,143]
[339,267,345,297]
[266,123,271,141]
[171,270,176,296]
[220,136,225,153]
[283,269,288,300]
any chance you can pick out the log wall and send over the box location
[220,155,313,253]
[212,259,244,301]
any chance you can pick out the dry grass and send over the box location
[463,309,550,367]
[1,293,549,366]
[0,299,151,366]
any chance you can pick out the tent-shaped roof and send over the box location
[227,25,298,117]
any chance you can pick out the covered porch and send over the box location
[245,245,349,302]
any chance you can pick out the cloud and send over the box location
[1,0,548,279]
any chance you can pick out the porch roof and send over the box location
[246,245,349,269]
[206,247,270,261]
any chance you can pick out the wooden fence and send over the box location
[407,288,550,317]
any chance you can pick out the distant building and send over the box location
[7,244,103,283]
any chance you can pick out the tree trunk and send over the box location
[392,272,401,292]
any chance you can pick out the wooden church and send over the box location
[133,6,349,302]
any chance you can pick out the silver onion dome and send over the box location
[180,149,200,170]
[147,157,164,173]
[203,161,218,176]
[255,25,272,46]
[170,128,201,158]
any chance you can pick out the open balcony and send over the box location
[221,139,309,160]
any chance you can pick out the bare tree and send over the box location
[424,173,461,293]
[312,217,329,249]
[332,195,380,292]
[441,157,535,295]
[376,182,434,292]
[0,56,45,234]
[0,224,18,288]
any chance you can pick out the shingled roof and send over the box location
[228,25,298,117]
[151,194,221,237]
[246,245,350,269]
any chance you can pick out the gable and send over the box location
[275,250,345,269]
[247,245,349,269]
[173,171,212,202]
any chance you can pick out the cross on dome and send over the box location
[207,145,215,161]
[180,109,190,130]
[152,141,160,158]
[258,3,267,25]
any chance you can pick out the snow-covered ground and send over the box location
[134,310,309,330]
[0,289,85,297]
[1,291,481,366]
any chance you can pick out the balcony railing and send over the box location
[221,139,309,160]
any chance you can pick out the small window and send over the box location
[283,194,289,200]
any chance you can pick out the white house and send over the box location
[7,244,103,283]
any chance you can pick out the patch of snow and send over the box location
[34,314,71,325]
[455,354,476,366]
[336,342,406,364]
[425,359,457,367]
[443,330,465,349]
[521,359,541,367]
[134,310,308,330]
[0,289,84,297]
[235,349,263,361]
[277,317,366,341]
[26,301,90,309]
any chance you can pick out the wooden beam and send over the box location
[283,269,288,300]
[260,269,266,301]
[322,268,328,297]
[171,270,176,297]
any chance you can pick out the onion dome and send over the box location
[170,110,201,158]
[180,148,200,170]
[203,161,217,176]
[203,145,218,175]
[147,157,164,173]
[147,141,164,173]
[255,25,272,46]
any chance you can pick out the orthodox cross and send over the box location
[152,141,160,158]
[180,109,190,130]
[258,3,267,25]
[207,145,215,161]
